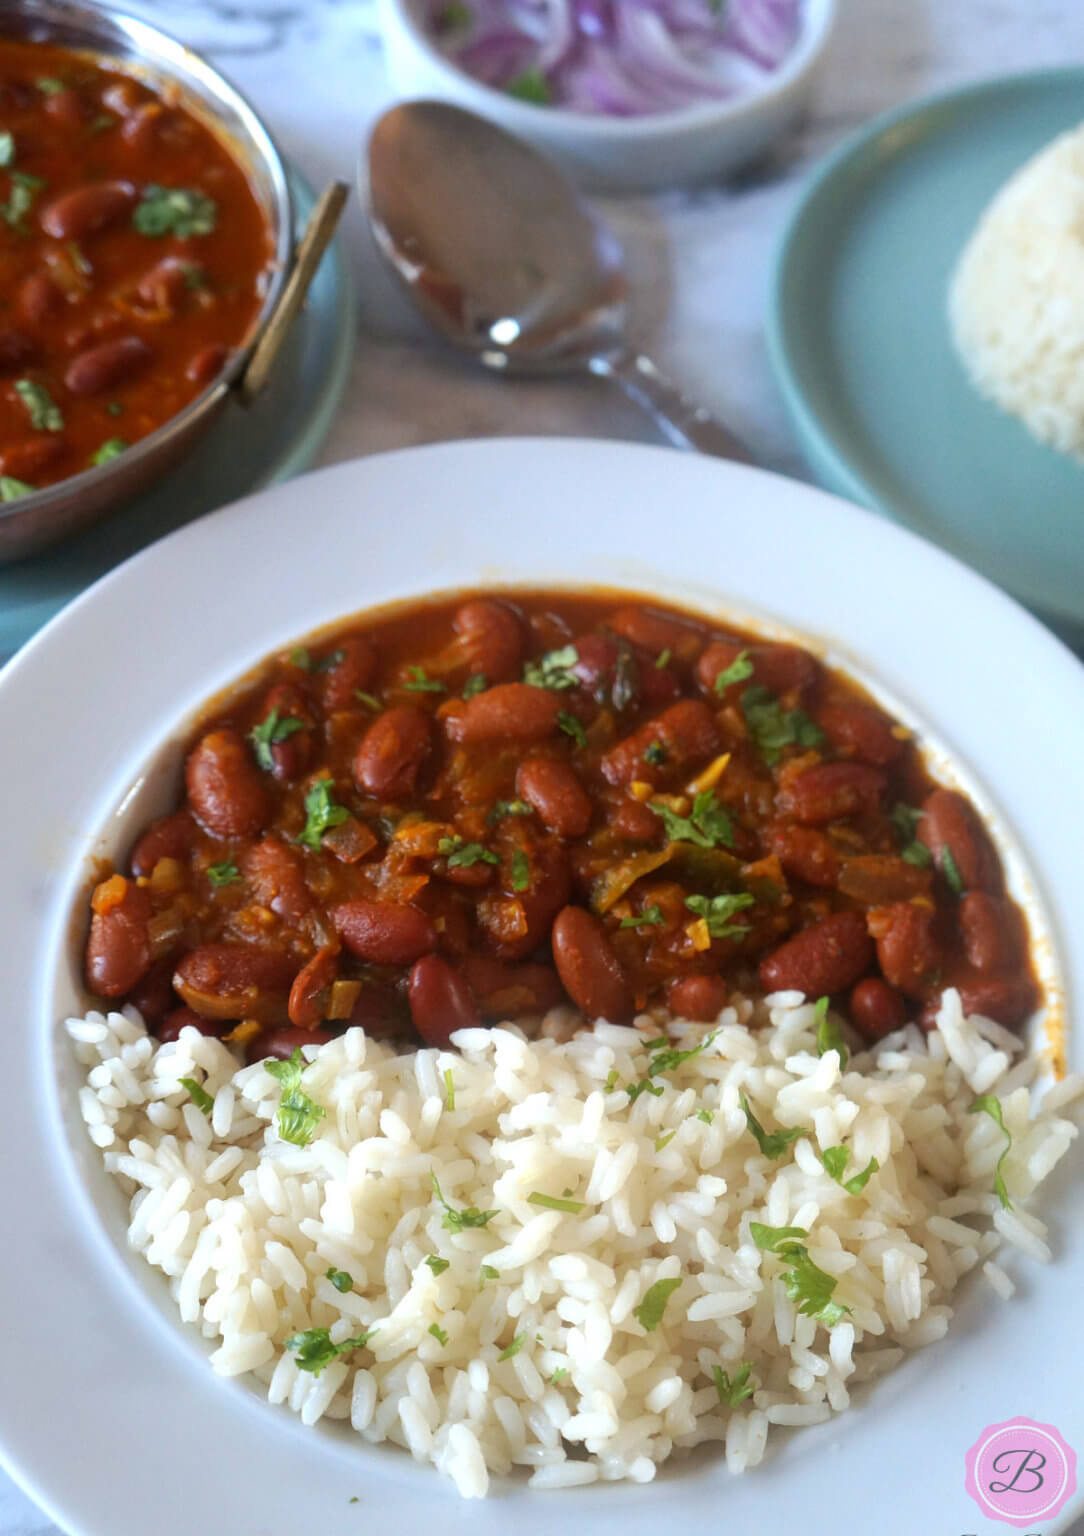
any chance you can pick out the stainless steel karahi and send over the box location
[0,0,317,561]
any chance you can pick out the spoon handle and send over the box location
[591,350,754,465]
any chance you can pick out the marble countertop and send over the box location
[3,1,1083,1530]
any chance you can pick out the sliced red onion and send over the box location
[427,0,806,115]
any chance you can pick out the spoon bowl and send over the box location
[366,101,752,460]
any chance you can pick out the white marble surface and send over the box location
[3,1,1084,1531]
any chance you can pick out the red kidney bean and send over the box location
[17,273,62,328]
[665,972,728,1022]
[817,702,904,767]
[185,343,229,387]
[460,955,566,1018]
[636,652,683,711]
[607,798,664,843]
[959,892,1016,973]
[408,955,481,1047]
[478,833,572,960]
[758,911,873,997]
[849,976,907,1042]
[65,335,152,396]
[255,682,314,784]
[332,899,437,966]
[354,705,432,798]
[241,836,311,923]
[868,902,940,998]
[0,435,65,481]
[157,1006,225,1044]
[919,789,1000,894]
[608,605,705,664]
[130,809,194,878]
[120,102,168,152]
[570,632,620,698]
[127,958,177,1025]
[288,945,339,1030]
[765,823,840,888]
[445,683,561,746]
[0,328,36,372]
[40,180,136,240]
[551,906,634,1022]
[777,762,886,825]
[345,981,408,1041]
[698,639,819,698]
[186,728,269,839]
[516,757,593,837]
[601,699,720,787]
[317,633,378,713]
[135,256,192,311]
[85,878,153,997]
[173,944,296,1023]
[454,598,524,683]
[920,973,1038,1031]
[247,1025,334,1063]
[836,854,933,906]
[43,87,90,128]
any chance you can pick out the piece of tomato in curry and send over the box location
[0,39,273,495]
[83,590,1040,1061]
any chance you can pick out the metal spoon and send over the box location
[365,101,753,464]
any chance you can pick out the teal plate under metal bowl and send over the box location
[0,165,356,663]
[767,68,1084,650]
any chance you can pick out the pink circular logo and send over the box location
[965,1417,1077,1527]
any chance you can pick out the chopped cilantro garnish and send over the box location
[626,1078,665,1101]
[286,1325,376,1375]
[750,1222,849,1326]
[557,711,587,747]
[643,741,667,766]
[428,1322,449,1346]
[178,1076,213,1115]
[489,798,533,823]
[438,836,499,869]
[901,840,932,867]
[431,1171,498,1231]
[969,1095,1013,1208]
[36,76,65,94]
[684,891,754,940]
[655,648,671,669]
[814,997,849,1068]
[434,1,473,31]
[248,707,305,771]
[645,1030,719,1079]
[289,646,311,670]
[90,437,127,466]
[498,1333,527,1361]
[264,1047,326,1147]
[481,1264,500,1281]
[511,849,530,892]
[403,665,445,693]
[0,132,13,167]
[206,860,240,887]
[0,476,33,501]
[619,903,665,930]
[741,684,824,765]
[650,789,734,850]
[633,1276,682,1332]
[696,1108,714,1125]
[14,379,63,432]
[326,1267,354,1293]
[713,1362,755,1407]
[355,691,381,710]
[1,170,45,230]
[523,644,579,691]
[550,1366,569,1383]
[425,1255,450,1276]
[821,1146,879,1194]
[889,803,922,840]
[712,650,754,694]
[133,185,217,238]
[462,672,488,699]
[655,1129,676,1151]
[740,1092,804,1159]
[314,648,344,673]
[443,1068,456,1110]
[941,846,966,895]
[506,67,550,104]
[604,1068,620,1092]
[527,1191,585,1213]
[298,779,350,850]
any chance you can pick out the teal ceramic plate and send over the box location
[0,165,355,661]
[767,69,1084,648]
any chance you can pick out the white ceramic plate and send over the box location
[1,440,1081,1536]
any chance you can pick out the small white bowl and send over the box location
[377,0,837,193]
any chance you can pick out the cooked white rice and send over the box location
[69,990,1080,1499]
[950,122,1084,459]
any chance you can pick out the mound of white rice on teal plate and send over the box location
[69,990,1080,1499]
[950,122,1084,459]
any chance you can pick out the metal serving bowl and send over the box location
[0,0,296,562]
